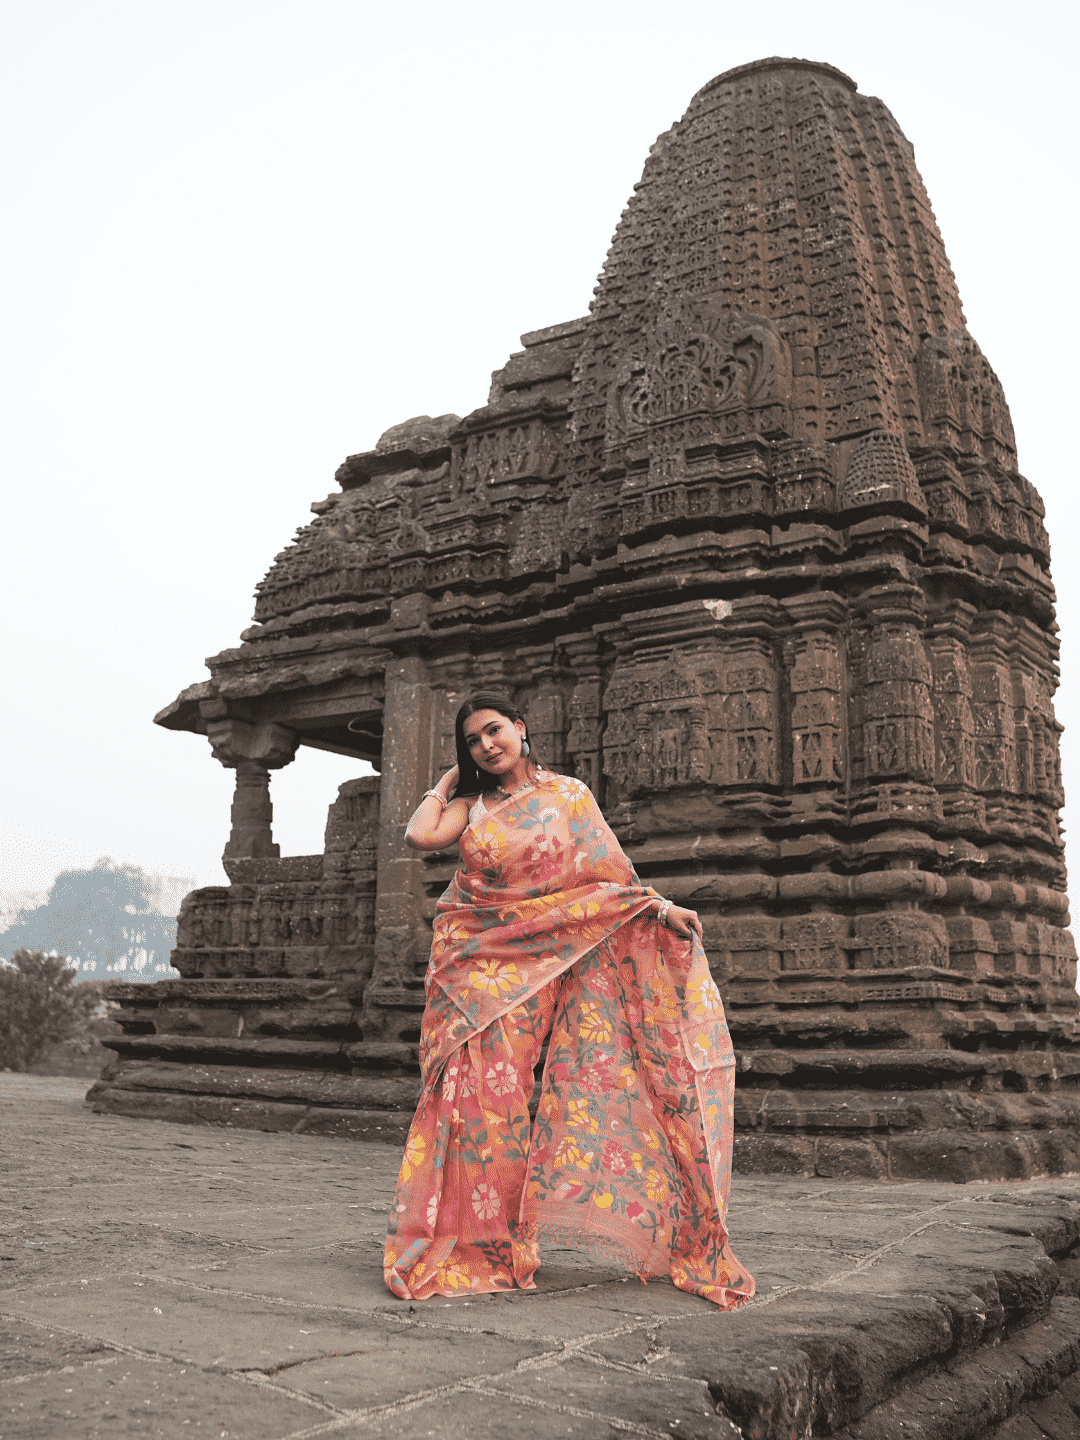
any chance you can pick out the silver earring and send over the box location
[521,738,531,756]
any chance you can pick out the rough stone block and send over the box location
[814,1138,889,1180]
[733,1134,815,1176]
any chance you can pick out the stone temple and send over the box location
[93,57,1080,1181]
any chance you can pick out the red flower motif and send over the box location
[580,1061,614,1093]
[602,1141,630,1175]
[626,1201,645,1220]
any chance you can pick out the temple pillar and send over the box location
[358,661,457,1060]
[202,713,299,860]
[224,760,277,859]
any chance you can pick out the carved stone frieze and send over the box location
[605,302,793,454]
[451,416,565,496]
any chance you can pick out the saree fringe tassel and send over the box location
[383,774,755,1310]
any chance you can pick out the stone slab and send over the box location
[4,1076,1080,1440]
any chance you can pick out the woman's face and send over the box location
[462,709,526,776]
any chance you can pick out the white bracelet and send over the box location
[657,899,672,926]
[422,789,447,812]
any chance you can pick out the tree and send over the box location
[0,859,180,982]
[0,950,100,1070]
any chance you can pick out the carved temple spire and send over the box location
[107,57,1076,1179]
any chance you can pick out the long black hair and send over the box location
[452,692,539,797]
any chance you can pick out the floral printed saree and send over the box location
[383,772,754,1309]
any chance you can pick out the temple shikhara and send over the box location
[93,58,1080,1180]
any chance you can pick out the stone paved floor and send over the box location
[3,1074,1079,1439]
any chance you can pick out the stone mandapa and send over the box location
[94,56,1080,1180]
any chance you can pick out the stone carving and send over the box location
[917,330,1016,461]
[451,417,564,496]
[98,58,1078,1181]
[605,303,793,449]
[839,430,923,513]
[788,633,845,788]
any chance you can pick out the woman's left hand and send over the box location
[664,904,702,940]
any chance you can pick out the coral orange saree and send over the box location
[383,772,754,1309]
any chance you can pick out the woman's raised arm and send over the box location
[404,765,472,851]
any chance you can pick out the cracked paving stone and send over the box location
[2,1281,406,1375]
[486,1357,740,1440]
[1,1353,320,1440]
[0,1321,118,1381]
[327,1384,738,1440]
[5,1082,1080,1439]
[269,1318,549,1408]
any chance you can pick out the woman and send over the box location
[383,693,754,1309]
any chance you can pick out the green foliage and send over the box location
[0,859,179,982]
[0,950,100,1070]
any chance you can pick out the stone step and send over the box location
[982,1372,1080,1438]
[91,1059,422,1111]
[665,1184,1080,1439]
[829,1296,1080,1439]
[736,1049,1080,1082]
[90,1086,414,1141]
[105,1034,346,1061]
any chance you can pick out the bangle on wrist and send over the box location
[422,789,448,812]
[657,899,672,926]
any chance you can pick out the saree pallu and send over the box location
[383,773,754,1310]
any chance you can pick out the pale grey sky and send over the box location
[2,0,1076,896]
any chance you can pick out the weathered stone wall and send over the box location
[95,57,1080,1178]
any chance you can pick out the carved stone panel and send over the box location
[605,302,793,455]
[451,418,564,496]
[851,913,949,971]
[928,636,976,791]
[717,645,780,789]
[526,691,568,771]
[839,430,923,514]
[855,624,935,785]
[602,639,780,799]
[788,633,845,789]
[917,329,1016,462]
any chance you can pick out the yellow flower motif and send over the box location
[593,1191,615,1209]
[687,975,722,1018]
[567,899,601,921]
[472,820,509,864]
[644,1168,670,1203]
[553,1137,595,1172]
[434,1260,473,1292]
[615,1065,637,1091]
[578,1001,612,1045]
[467,959,520,997]
[399,1133,426,1181]
[567,1098,600,1135]
[643,1127,661,1152]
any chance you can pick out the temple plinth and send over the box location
[93,57,1080,1180]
